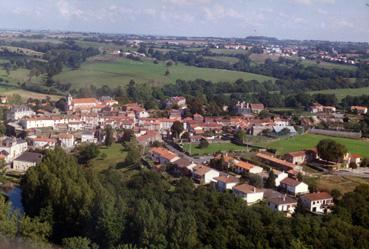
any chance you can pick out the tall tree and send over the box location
[170,121,184,139]
[104,125,114,147]
[317,139,347,163]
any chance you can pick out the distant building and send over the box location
[12,152,43,172]
[351,106,368,114]
[232,184,264,205]
[264,189,297,217]
[0,96,7,104]
[280,178,309,196]
[214,175,239,191]
[284,151,306,165]
[150,147,180,165]
[0,136,28,163]
[166,96,187,109]
[31,137,57,149]
[59,133,75,150]
[300,192,334,214]
[192,165,219,184]
[81,132,97,144]
[6,105,35,121]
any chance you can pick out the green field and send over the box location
[183,142,246,156]
[89,143,127,172]
[300,59,357,71]
[54,58,275,88]
[263,134,369,157]
[204,56,239,64]
[209,48,250,55]
[310,87,369,100]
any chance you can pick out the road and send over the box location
[333,168,369,179]
[163,141,212,165]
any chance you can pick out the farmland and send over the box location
[262,134,369,158]
[182,142,246,156]
[310,87,369,100]
[54,58,275,89]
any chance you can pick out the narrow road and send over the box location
[163,141,210,164]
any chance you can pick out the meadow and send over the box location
[182,142,247,156]
[262,134,369,157]
[310,87,369,100]
[54,58,275,89]
[89,143,127,172]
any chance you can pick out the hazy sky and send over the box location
[1,0,368,42]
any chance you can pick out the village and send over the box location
[1,93,368,218]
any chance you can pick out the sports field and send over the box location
[310,87,369,100]
[263,134,369,157]
[183,142,246,156]
[54,58,275,88]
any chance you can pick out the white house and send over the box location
[59,133,75,150]
[81,132,97,143]
[233,159,263,174]
[31,137,57,149]
[6,105,35,121]
[300,192,334,214]
[264,189,297,217]
[280,178,309,196]
[0,137,28,163]
[274,170,288,187]
[232,184,264,205]
[214,175,239,191]
[12,152,43,172]
[192,165,220,184]
[150,147,180,165]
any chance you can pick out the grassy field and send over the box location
[300,59,357,71]
[203,56,239,64]
[310,87,369,101]
[263,134,369,157]
[250,53,281,64]
[209,48,250,55]
[54,58,275,89]
[89,143,127,172]
[183,142,246,156]
[315,175,369,194]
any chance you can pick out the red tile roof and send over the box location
[301,192,332,201]
[280,177,301,187]
[233,183,263,194]
[214,175,239,184]
[150,147,178,161]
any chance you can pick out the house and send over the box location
[284,151,306,165]
[123,103,149,119]
[249,103,265,114]
[59,133,75,150]
[192,165,220,184]
[256,153,298,172]
[280,178,309,196]
[67,95,101,112]
[81,132,97,144]
[351,106,368,114]
[31,137,57,149]
[310,103,323,113]
[264,189,297,217]
[273,126,297,136]
[12,152,43,172]
[273,170,289,187]
[323,106,336,113]
[0,96,7,104]
[173,158,197,175]
[150,147,180,165]
[0,137,28,163]
[6,105,35,121]
[349,154,361,167]
[166,96,187,109]
[136,131,162,146]
[233,159,263,174]
[214,175,239,191]
[232,183,264,205]
[300,192,334,214]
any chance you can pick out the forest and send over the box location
[0,148,367,249]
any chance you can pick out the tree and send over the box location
[77,144,100,164]
[247,173,263,188]
[62,236,98,249]
[361,157,369,167]
[121,129,135,143]
[124,139,142,167]
[104,125,114,147]
[198,138,209,149]
[170,121,184,139]
[21,148,95,241]
[317,139,347,163]
[265,169,276,188]
[234,129,247,144]
[331,189,342,201]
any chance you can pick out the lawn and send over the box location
[203,56,239,64]
[315,175,369,194]
[300,59,357,71]
[182,142,247,156]
[309,87,369,101]
[89,143,127,172]
[54,58,275,89]
[263,134,369,157]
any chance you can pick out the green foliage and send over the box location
[265,169,276,188]
[197,138,209,149]
[77,143,100,164]
[123,139,142,168]
[170,121,184,139]
[21,148,95,241]
[62,236,98,249]
[317,139,347,163]
[104,125,114,147]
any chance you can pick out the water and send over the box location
[6,187,24,214]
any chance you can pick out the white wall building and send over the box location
[232,184,264,205]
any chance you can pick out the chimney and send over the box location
[253,187,256,193]
[283,194,286,201]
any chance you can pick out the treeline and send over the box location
[17,148,369,249]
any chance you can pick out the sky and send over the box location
[0,0,368,42]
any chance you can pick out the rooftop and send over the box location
[301,192,332,201]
